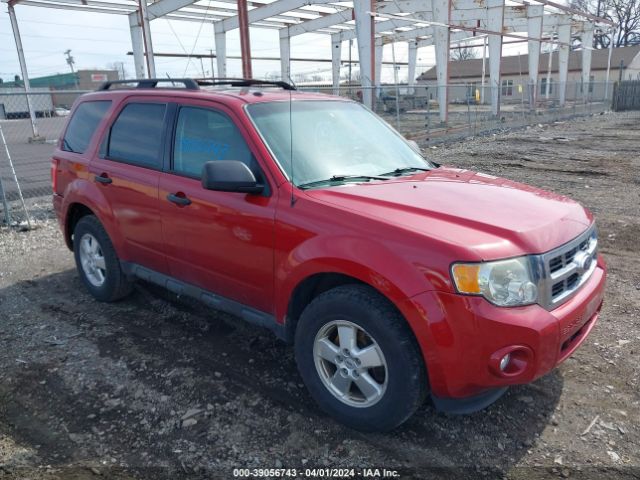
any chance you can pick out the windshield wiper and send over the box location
[298,174,390,190]
[380,166,431,177]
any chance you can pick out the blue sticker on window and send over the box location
[181,137,230,160]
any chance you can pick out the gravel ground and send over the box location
[0,112,638,480]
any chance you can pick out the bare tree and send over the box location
[450,46,478,61]
[571,0,640,47]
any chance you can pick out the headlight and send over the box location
[451,256,538,307]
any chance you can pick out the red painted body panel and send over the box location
[52,87,607,402]
[399,256,605,397]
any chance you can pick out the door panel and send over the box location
[159,102,276,313]
[90,159,166,272]
[89,99,169,274]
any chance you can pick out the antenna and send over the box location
[288,75,296,207]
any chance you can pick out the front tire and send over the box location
[295,285,427,431]
[73,215,133,302]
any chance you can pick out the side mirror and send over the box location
[201,160,264,194]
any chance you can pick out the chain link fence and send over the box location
[0,89,89,225]
[298,80,615,144]
[0,81,626,226]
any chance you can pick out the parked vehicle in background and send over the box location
[51,78,606,431]
[54,107,71,117]
[0,87,54,119]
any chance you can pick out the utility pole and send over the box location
[64,49,79,88]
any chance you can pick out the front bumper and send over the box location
[401,254,606,404]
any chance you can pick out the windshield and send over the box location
[246,100,434,187]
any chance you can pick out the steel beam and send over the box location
[7,4,39,139]
[314,7,569,44]
[527,4,543,109]
[375,39,383,97]
[286,7,353,36]
[379,0,488,14]
[279,33,290,81]
[144,0,194,19]
[15,1,132,13]
[432,0,450,123]
[219,0,329,32]
[382,0,614,26]
[331,38,341,95]
[331,18,413,43]
[408,40,418,86]
[129,22,146,79]
[354,0,374,109]
[214,25,227,78]
[487,0,504,116]
[415,29,470,47]
[136,0,156,77]
[237,0,252,78]
[557,15,571,106]
[581,22,594,101]
[518,0,615,26]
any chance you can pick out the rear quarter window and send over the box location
[62,100,111,154]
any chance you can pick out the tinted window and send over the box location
[173,106,254,178]
[62,100,111,154]
[108,103,166,168]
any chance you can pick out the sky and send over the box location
[0,3,529,85]
[0,5,410,83]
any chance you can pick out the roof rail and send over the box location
[98,78,200,91]
[195,78,296,91]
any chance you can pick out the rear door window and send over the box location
[107,102,167,169]
[62,100,111,154]
[172,106,254,178]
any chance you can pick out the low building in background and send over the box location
[416,46,640,105]
[1,69,119,108]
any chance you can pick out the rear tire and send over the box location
[295,284,427,431]
[73,215,133,302]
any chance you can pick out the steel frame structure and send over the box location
[4,0,615,123]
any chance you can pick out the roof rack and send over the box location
[97,78,296,92]
[195,78,296,91]
[98,78,200,91]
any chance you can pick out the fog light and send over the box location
[490,346,532,378]
[499,353,511,371]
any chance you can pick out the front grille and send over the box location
[538,225,598,310]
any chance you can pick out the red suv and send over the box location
[52,78,606,431]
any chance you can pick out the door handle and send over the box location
[167,193,192,206]
[94,174,112,185]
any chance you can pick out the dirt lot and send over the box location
[0,112,638,479]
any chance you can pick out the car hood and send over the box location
[303,167,593,259]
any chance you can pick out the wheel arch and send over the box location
[60,179,122,254]
[282,268,430,366]
[64,203,95,250]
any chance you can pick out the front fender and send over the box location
[61,179,123,255]
[274,234,431,325]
